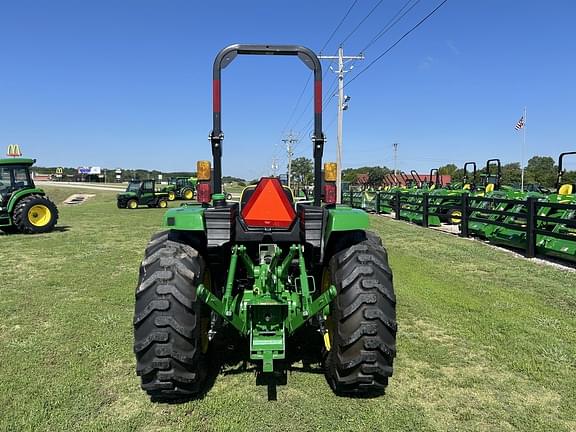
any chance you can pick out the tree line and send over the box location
[289,155,576,189]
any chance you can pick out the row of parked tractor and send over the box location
[344,152,576,263]
[115,177,234,209]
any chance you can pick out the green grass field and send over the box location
[1,185,575,432]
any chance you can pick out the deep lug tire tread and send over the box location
[12,194,59,234]
[325,236,396,397]
[134,233,207,401]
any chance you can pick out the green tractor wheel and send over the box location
[182,189,194,200]
[157,199,168,209]
[167,191,176,201]
[127,199,138,210]
[134,232,210,400]
[12,195,59,234]
[323,235,396,396]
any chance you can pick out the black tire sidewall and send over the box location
[13,195,58,234]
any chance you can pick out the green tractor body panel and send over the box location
[325,206,369,238]
[117,191,137,200]
[5,188,45,214]
[162,205,205,230]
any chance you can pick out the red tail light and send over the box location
[324,183,337,205]
[197,182,211,204]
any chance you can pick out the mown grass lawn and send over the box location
[1,186,575,432]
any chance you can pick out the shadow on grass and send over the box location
[53,225,72,233]
[0,225,71,235]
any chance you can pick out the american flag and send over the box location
[515,116,525,130]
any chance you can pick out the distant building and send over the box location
[418,174,452,186]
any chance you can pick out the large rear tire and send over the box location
[324,235,397,396]
[12,195,59,234]
[134,231,209,401]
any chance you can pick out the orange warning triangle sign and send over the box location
[241,178,296,228]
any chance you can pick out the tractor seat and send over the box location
[485,183,495,193]
[558,184,574,195]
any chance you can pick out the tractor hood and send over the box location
[117,192,137,199]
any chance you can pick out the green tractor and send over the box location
[117,179,169,209]
[133,45,397,401]
[0,157,59,234]
[163,177,198,201]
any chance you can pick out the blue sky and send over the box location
[1,0,575,179]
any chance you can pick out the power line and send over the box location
[361,0,423,52]
[345,0,449,89]
[341,0,385,45]
[280,74,312,135]
[295,0,425,138]
[279,1,359,139]
[319,0,359,53]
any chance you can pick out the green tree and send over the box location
[367,166,390,187]
[439,164,458,176]
[342,166,392,185]
[525,156,557,187]
[501,162,521,186]
[290,157,313,189]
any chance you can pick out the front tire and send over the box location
[324,236,397,396]
[12,195,59,234]
[134,232,209,401]
[167,191,176,201]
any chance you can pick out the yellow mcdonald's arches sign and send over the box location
[56,167,64,175]
[7,144,22,157]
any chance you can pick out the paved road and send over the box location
[39,181,125,192]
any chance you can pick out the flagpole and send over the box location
[521,106,526,191]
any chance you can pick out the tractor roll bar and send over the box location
[463,162,477,185]
[485,159,502,187]
[211,44,325,205]
[557,151,576,188]
[410,170,423,187]
[429,168,441,187]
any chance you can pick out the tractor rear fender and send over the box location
[7,188,45,212]
[162,206,205,231]
[323,207,370,259]
[325,207,369,237]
